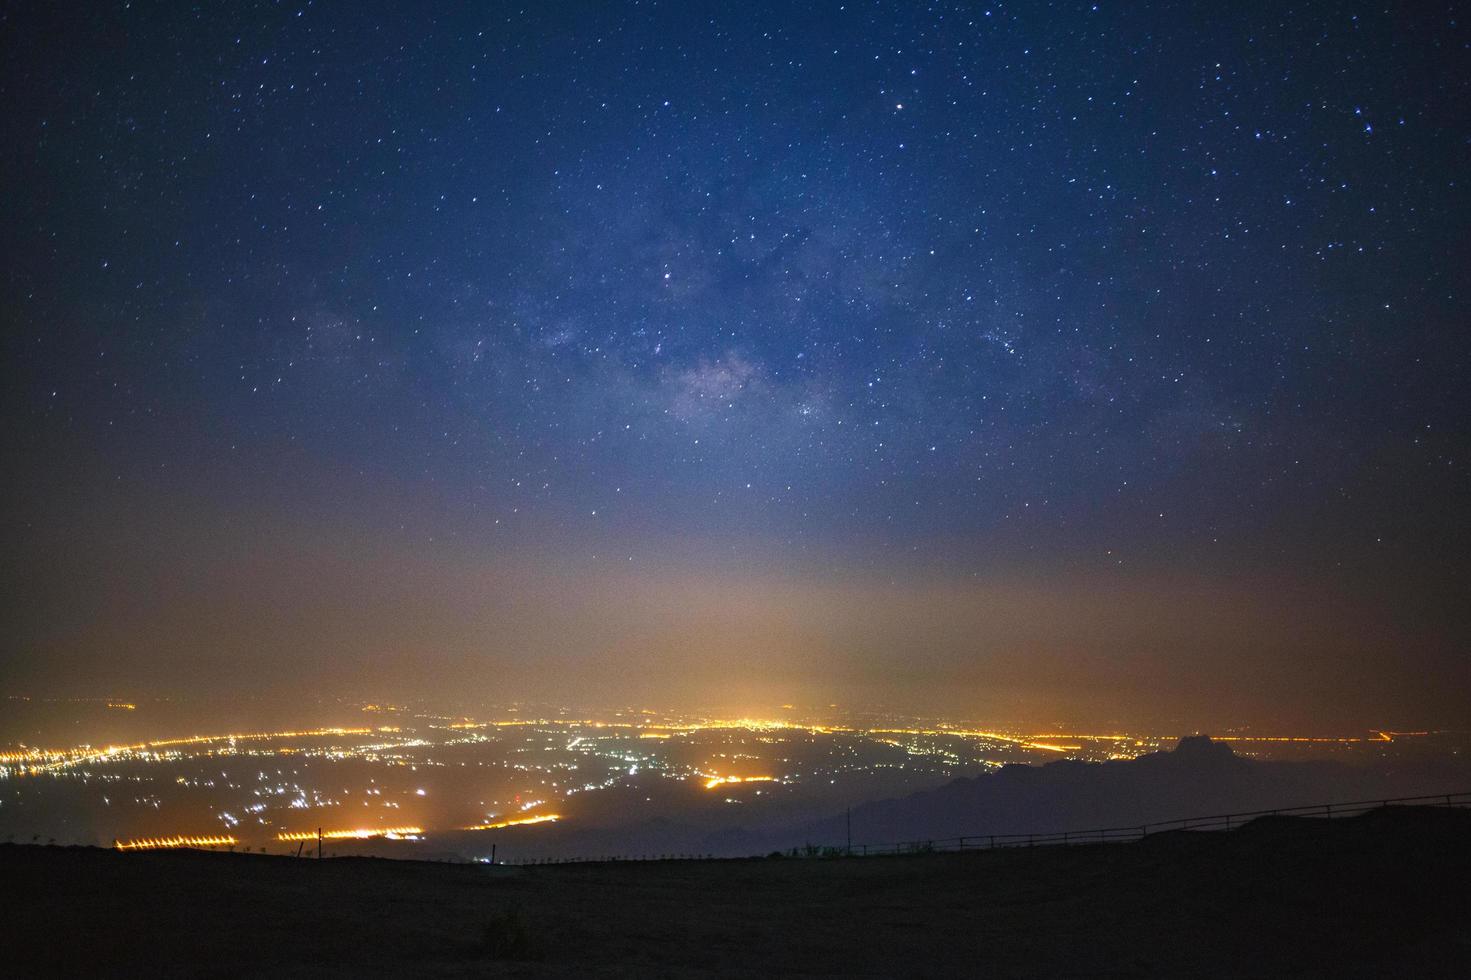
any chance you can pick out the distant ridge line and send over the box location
[499,790,1471,866]
[835,789,1471,857]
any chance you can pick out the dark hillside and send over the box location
[790,735,1468,848]
[3,805,1468,977]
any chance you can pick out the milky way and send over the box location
[2,3,1467,726]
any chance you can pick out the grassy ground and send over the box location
[3,806,1467,977]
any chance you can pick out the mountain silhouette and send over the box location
[784,736,1466,848]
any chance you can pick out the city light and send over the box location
[4,703,1449,857]
[463,814,563,831]
[703,775,777,790]
[276,826,424,842]
[115,835,238,851]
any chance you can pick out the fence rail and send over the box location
[502,790,1471,865]
[836,790,1471,858]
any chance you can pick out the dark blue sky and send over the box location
[3,2,1467,726]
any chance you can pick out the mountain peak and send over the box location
[1172,734,1237,760]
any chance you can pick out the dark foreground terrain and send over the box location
[4,806,1468,978]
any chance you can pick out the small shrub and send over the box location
[480,905,535,960]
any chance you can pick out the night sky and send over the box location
[2,2,1467,728]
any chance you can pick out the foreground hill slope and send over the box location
[4,806,1469,978]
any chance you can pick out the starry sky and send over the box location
[2,2,1467,728]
